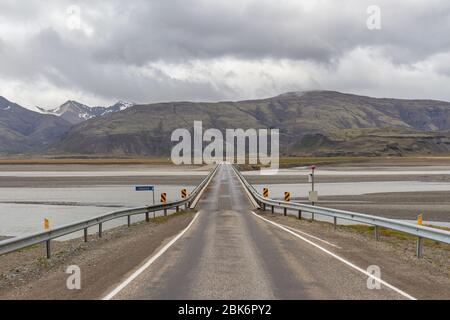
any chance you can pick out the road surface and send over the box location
[111,164,409,299]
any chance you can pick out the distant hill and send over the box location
[51,91,450,156]
[0,96,71,154]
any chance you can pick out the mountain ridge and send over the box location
[2,90,450,156]
[50,90,450,157]
[36,100,135,124]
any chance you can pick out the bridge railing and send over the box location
[0,165,219,258]
[232,165,450,258]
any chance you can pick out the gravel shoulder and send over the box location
[259,210,450,299]
[0,210,195,299]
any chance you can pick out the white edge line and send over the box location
[101,210,201,300]
[282,225,342,249]
[104,166,216,299]
[250,211,417,300]
[234,164,339,248]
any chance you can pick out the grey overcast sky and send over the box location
[1,0,450,109]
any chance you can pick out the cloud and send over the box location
[0,0,450,108]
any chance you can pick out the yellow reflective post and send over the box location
[417,214,423,226]
[263,188,269,198]
[44,218,50,230]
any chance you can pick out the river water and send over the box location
[1,165,449,239]
[0,184,196,239]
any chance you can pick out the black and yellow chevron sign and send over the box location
[263,187,269,198]
[284,192,290,202]
[160,192,167,203]
[181,189,187,199]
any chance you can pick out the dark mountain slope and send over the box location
[52,91,450,156]
[0,96,72,154]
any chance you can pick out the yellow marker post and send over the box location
[263,188,269,198]
[44,218,49,230]
[417,214,423,226]
[160,192,167,204]
[284,192,290,202]
[181,189,187,199]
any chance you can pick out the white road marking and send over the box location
[282,224,342,249]
[102,210,202,300]
[250,211,417,300]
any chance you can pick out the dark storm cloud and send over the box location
[76,0,450,64]
[0,0,450,107]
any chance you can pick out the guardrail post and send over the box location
[374,226,379,241]
[164,209,167,216]
[333,217,337,230]
[176,206,179,212]
[146,212,149,222]
[263,203,266,211]
[311,213,315,221]
[416,237,423,258]
[46,240,51,259]
[84,228,88,242]
[127,215,131,227]
[99,223,102,238]
[283,208,287,216]
[298,210,302,220]
[271,205,274,214]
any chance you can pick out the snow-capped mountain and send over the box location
[100,100,134,115]
[37,100,135,124]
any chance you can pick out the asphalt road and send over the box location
[111,164,409,300]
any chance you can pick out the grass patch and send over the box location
[36,257,49,268]
[278,211,449,250]
[151,210,192,224]
[425,224,450,232]
[342,224,449,249]
[18,243,41,252]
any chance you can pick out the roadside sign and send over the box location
[284,192,290,202]
[309,191,318,202]
[181,189,187,199]
[135,185,154,191]
[263,187,269,198]
[134,185,155,204]
[161,192,167,203]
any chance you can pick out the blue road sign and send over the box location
[135,185,154,191]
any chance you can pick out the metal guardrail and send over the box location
[232,165,450,258]
[0,165,219,259]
